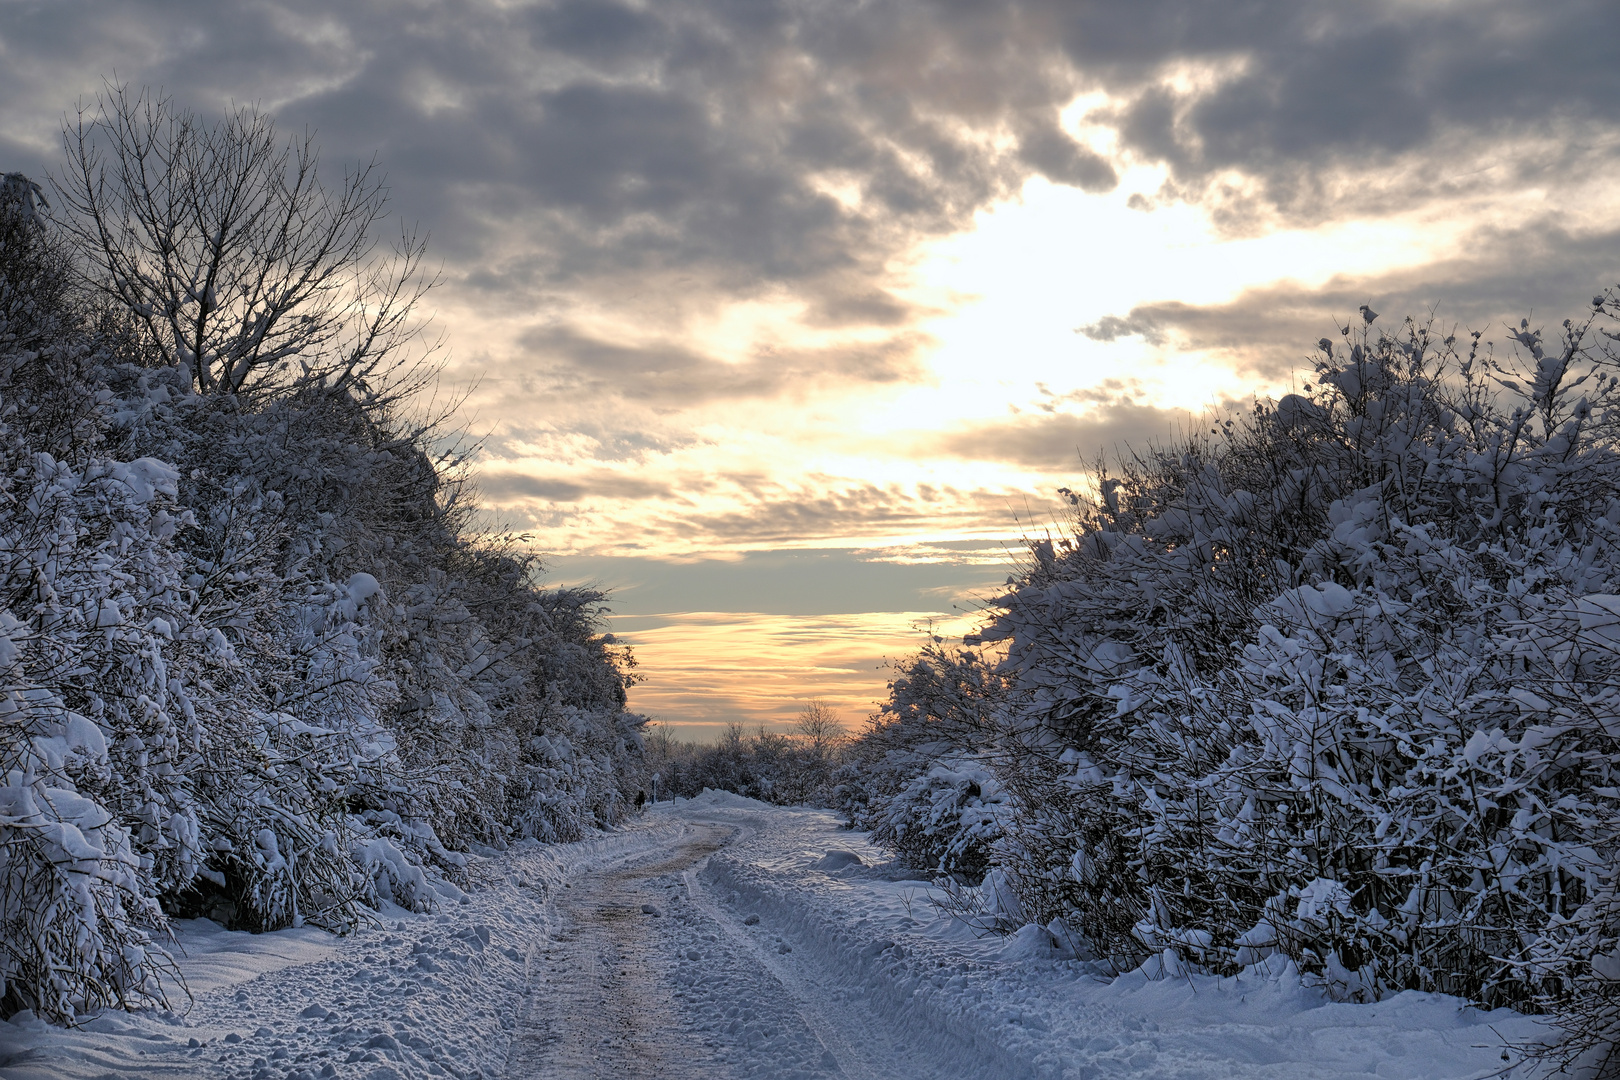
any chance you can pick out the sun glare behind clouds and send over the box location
[6,0,1618,736]
[468,153,1568,565]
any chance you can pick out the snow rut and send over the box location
[682,865,968,1080]
[508,815,1002,1080]
[507,827,727,1079]
[688,810,1035,1080]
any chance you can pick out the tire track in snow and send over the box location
[683,839,995,1080]
[683,865,880,1080]
[507,825,728,1079]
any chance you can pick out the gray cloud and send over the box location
[1017,115,1118,192]
[1051,1,1620,219]
[551,547,1007,617]
[5,1,1614,289]
[3,0,1618,558]
[517,325,929,405]
[938,402,1192,469]
[481,474,588,502]
[1080,220,1620,380]
[2,1,1612,369]
[477,469,682,503]
[1077,314,1168,347]
[493,477,1062,553]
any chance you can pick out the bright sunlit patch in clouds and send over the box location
[465,113,1620,571]
[467,171,1500,559]
[892,165,1497,425]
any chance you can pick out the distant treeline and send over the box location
[644,701,844,806]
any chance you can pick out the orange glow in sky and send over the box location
[10,10,1613,740]
[468,147,1620,737]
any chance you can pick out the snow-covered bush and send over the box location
[0,141,645,1022]
[837,641,1007,879]
[0,440,209,1020]
[916,296,1620,1063]
[869,762,1004,881]
[834,641,1002,831]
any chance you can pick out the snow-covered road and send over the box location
[505,822,731,1079]
[0,792,1550,1080]
[507,813,997,1080]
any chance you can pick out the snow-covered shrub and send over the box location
[0,175,193,1021]
[835,640,1002,833]
[0,444,199,1020]
[869,762,1004,881]
[0,164,646,1022]
[958,297,1620,1055]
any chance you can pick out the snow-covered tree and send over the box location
[0,95,646,1024]
[868,296,1620,1070]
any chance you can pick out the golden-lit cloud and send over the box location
[610,610,984,741]
[5,0,1620,729]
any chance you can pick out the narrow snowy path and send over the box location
[506,818,995,1080]
[505,824,728,1078]
[0,791,1547,1080]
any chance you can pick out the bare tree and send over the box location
[645,721,674,763]
[794,698,844,757]
[53,85,438,401]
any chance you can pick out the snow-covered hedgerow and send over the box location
[0,173,645,1024]
[651,725,839,808]
[95,372,649,933]
[849,297,1620,1067]
[962,299,1620,1065]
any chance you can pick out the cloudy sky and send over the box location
[3,0,1617,737]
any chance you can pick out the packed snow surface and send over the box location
[1,794,1544,1079]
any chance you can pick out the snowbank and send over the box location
[682,787,777,810]
[691,801,1547,1080]
[0,817,684,1080]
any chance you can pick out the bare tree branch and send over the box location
[50,84,440,404]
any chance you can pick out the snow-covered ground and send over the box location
[0,793,1548,1080]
